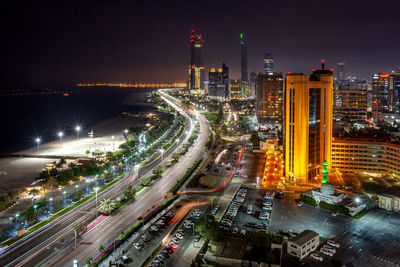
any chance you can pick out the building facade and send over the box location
[378,188,400,212]
[240,33,248,82]
[284,64,333,184]
[188,30,205,94]
[208,64,229,99]
[372,73,391,115]
[256,72,283,125]
[287,230,319,260]
[333,79,368,122]
[336,62,346,81]
[331,137,400,179]
[264,53,274,73]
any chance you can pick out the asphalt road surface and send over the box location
[0,93,209,267]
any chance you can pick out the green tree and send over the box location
[86,257,93,265]
[74,223,86,236]
[85,150,91,158]
[140,176,152,186]
[124,185,133,199]
[99,245,104,252]
[104,172,114,183]
[152,166,163,178]
[48,177,58,189]
[29,189,40,197]
[98,199,116,215]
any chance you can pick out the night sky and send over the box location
[2,0,400,89]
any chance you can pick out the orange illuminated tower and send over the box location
[284,61,333,184]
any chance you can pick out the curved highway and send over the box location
[0,92,209,267]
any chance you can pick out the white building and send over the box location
[287,230,319,260]
[311,182,346,204]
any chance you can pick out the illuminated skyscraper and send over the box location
[284,61,333,184]
[333,78,368,122]
[188,30,204,94]
[264,53,274,73]
[372,73,391,116]
[240,33,248,82]
[256,72,283,125]
[337,62,345,81]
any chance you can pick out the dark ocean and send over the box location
[0,89,155,154]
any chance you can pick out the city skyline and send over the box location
[2,0,400,89]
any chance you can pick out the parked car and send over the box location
[332,211,340,217]
[194,234,201,242]
[240,229,246,235]
[323,245,336,253]
[298,202,303,207]
[232,227,239,234]
[310,252,323,261]
[133,243,142,250]
[175,233,184,239]
[120,255,129,264]
[141,235,150,242]
[320,248,333,256]
[172,237,180,244]
[247,205,253,214]
[327,240,340,248]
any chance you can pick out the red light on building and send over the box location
[330,68,334,72]
[312,68,316,71]
[321,59,325,63]
[379,74,390,78]
[191,29,195,33]
[288,72,291,74]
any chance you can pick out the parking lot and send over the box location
[123,211,176,266]
[219,187,281,235]
[269,193,400,267]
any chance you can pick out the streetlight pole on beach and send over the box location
[58,132,63,148]
[35,138,41,151]
[75,126,81,139]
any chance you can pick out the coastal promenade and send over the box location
[0,116,138,231]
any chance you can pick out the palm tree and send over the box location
[98,199,116,215]
[85,150,91,158]
[29,189,40,197]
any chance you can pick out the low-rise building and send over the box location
[378,187,400,212]
[287,230,319,260]
[332,136,400,179]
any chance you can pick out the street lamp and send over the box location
[75,126,81,139]
[58,132,63,148]
[94,187,99,219]
[160,149,164,161]
[355,197,360,207]
[15,213,20,222]
[35,138,41,151]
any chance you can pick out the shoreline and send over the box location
[0,114,150,195]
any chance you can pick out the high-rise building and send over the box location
[337,62,346,81]
[188,30,205,94]
[230,80,242,99]
[256,72,284,125]
[264,53,274,73]
[221,63,230,99]
[284,62,333,184]
[391,69,400,109]
[250,71,257,98]
[333,79,368,122]
[208,64,229,99]
[240,33,248,82]
[229,80,251,99]
[372,73,391,116]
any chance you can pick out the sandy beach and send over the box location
[0,115,141,195]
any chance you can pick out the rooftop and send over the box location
[289,230,319,246]
[380,186,400,198]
